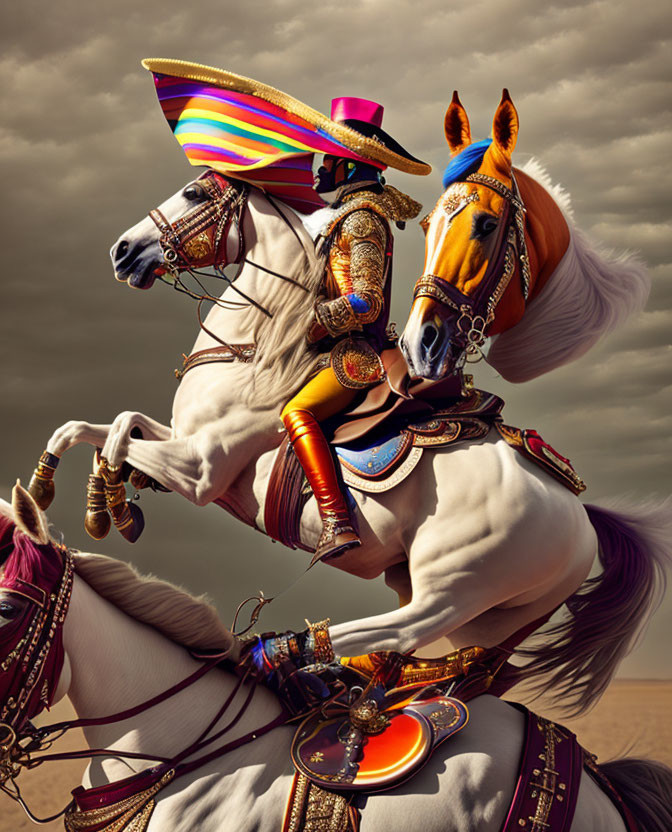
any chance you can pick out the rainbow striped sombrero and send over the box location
[142,58,431,213]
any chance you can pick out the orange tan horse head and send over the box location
[401,89,575,380]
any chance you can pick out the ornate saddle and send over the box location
[264,354,585,549]
[291,684,468,791]
[282,657,639,832]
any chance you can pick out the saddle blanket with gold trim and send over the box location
[336,388,504,493]
[336,392,585,496]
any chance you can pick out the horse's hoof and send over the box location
[129,468,151,489]
[28,451,60,510]
[85,474,111,539]
[117,501,145,543]
[85,509,112,540]
[28,475,55,511]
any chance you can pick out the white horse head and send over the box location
[110,173,324,411]
[110,173,242,291]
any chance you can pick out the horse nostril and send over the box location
[421,323,439,350]
[115,240,129,262]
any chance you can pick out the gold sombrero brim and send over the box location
[141,58,431,176]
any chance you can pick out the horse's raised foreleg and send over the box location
[101,412,172,467]
[119,428,232,506]
[29,414,173,511]
[46,422,113,457]
[327,573,487,657]
[329,530,501,656]
[45,412,171,458]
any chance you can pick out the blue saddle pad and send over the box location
[335,431,411,478]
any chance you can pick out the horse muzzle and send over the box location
[400,317,462,381]
[110,237,161,290]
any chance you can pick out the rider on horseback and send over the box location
[280,97,424,563]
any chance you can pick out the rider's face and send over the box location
[314,155,346,193]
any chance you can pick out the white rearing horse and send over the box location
[1,485,670,832]
[30,158,667,712]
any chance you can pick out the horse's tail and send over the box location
[599,758,672,832]
[516,498,671,715]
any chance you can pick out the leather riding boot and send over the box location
[282,409,360,563]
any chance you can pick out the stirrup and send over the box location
[311,517,361,566]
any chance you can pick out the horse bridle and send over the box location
[413,172,531,358]
[0,546,74,790]
[150,173,249,277]
[148,172,310,328]
[0,544,287,825]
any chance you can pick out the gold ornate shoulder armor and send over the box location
[318,186,423,238]
[340,209,387,248]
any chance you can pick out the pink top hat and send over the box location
[330,97,384,128]
[327,96,425,169]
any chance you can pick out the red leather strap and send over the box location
[500,706,584,832]
[70,708,289,810]
[35,656,223,737]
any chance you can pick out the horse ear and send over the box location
[444,91,472,156]
[12,481,50,546]
[490,89,518,167]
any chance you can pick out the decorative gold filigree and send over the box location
[182,231,212,260]
[305,619,334,664]
[330,338,385,389]
[64,769,175,832]
[428,704,460,730]
[316,296,360,337]
[284,773,355,832]
[348,698,391,735]
[441,183,480,217]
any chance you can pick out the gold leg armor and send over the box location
[84,454,111,541]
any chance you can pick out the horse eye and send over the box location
[183,184,205,202]
[471,213,498,240]
[0,600,21,621]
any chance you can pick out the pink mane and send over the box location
[0,509,62,591]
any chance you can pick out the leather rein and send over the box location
[413,172,531,359]
[0,547,288,825]
[148,172,311,361]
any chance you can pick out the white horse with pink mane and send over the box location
[26,92,667,718]
[1,485,671,832]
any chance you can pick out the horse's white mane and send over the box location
[71,552,236,654]
[486,158,651,382]
[230,192,324,410]
[247,248,324,409]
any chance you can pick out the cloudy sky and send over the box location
[1,0,670,678]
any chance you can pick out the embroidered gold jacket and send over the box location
[314,185,421,343]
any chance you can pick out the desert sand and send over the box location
[2,680,670,832]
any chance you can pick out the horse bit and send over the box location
[413,172,531,358]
